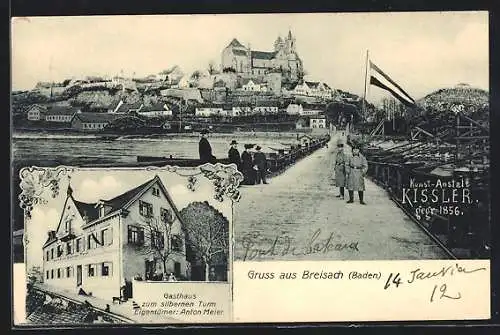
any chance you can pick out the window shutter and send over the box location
[127,226,132,243]
[139,229,145,244]
[108,227,113,245]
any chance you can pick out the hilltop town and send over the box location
[12,31,366,134]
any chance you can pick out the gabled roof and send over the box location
[102,177,153,211]
[251,51,276,60]
[233,49,248,56]
[73,200,99,221]
[141,103,168,112]
[45,106,80,116]
[228,38,245,48]
[305,81,320,89]
[27,104,49,112]
[241,78,263,85]
[73,112,122,123]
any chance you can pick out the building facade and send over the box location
[71,112,121,131]
[26,104,47,121]
[42,176,190,301]
[45,107,80,123]
[310,116,327,128]
[221,30,304,81]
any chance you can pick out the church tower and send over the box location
[274,36,284,52]
[285,30,296,54]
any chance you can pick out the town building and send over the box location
[289,81,334,99]
[253,106,279,115]
[310,115,327,129]
[286,103,303,115]
[26,104,48,121]
[240,79,267,92]
[45,106,81,123]
[42,176,190,300]
[231,106,253,117]
[299,109,322,116]
[221,30,304,81]
[71,112,121,131]
[195,106,224,117]
[137,103,173,118]
[295,117,309,129]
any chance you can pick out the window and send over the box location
[51,269,54,279]
[57,268,61,278]
[101,228,113,246]
[46,271,49,279]
[66,266,72,278]
[87,233,101,249]
[57,245,63,258]
[51,248,54,260]
[101,262,112,276]
[139,201,153,217]
[152,187,160,197]
[171,235,183,252]
[160,208,172,224]
[88,264,95,277]
[128,226,144,245]
[76,238,82,252]
[66,241,72,255]
[46,250,49,261]
[151,230,164,249]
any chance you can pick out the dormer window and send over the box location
[99,205,105,217]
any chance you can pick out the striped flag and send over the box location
[369,61,416,107]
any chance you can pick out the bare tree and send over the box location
[139,208,183,280]
[180,201,229,282]
[208,61,217,75]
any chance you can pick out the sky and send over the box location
[24,168,233,270]
[11,11,489,103]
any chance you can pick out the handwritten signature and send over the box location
[241,228,359,261]
[407,264,487,284]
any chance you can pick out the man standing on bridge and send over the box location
[334,139,347,199]
[253,145,268,184]
[346,143,368,205]
[228,140,241,171]
[199,129,216,164]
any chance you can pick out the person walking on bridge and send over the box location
[334,139,347,199]
[346,143,368,204]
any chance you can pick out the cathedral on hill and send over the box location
[221,30,304,81]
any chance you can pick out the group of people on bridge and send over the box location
[333,138,368,205]
[198,129,269,185]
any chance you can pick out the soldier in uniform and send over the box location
[198,129,216,164]
[253,145,268,184]
[228,140,241,170]
[334,139,347,199]
[345,143,368,204]
[241,144,255,185]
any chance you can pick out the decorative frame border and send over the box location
[19,164,244,219]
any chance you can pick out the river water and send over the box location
[11,131,302,166]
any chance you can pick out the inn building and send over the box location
[42,175,190,300]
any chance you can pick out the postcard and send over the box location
[11,11,490,325]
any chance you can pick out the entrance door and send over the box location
[145,260,155,280]
[76,265,82,286]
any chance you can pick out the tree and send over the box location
[140,208,181,280]
[190,70,202,81]
[208,61,218,75]
[180,201,229,282]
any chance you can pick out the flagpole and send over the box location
[362,50,369,121]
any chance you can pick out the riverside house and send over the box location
[71,112,121,131]
[42,175,190,301]
[45,106,81,123]
[26,104,48,121]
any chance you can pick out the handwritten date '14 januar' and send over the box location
[383,264,486,303]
